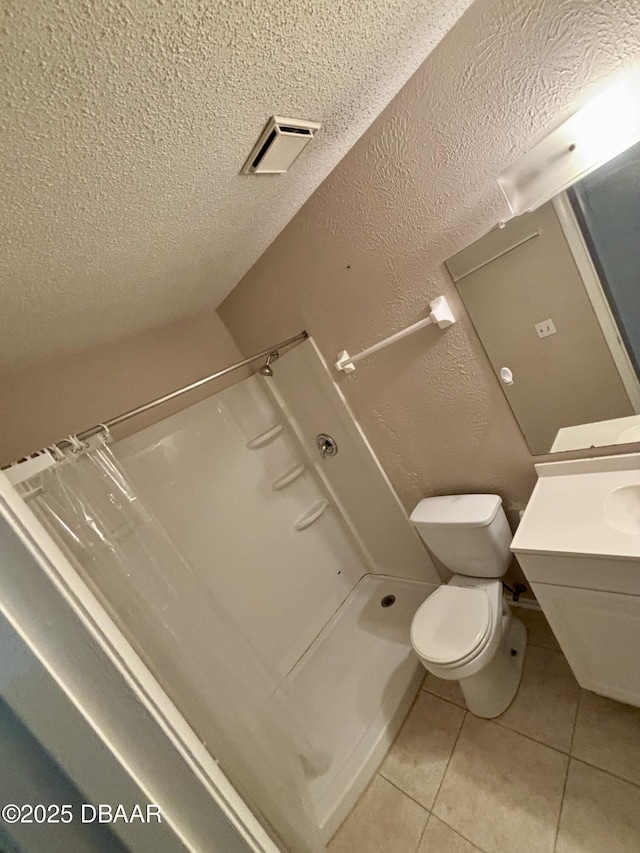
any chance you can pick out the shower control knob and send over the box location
[316,434,338,459]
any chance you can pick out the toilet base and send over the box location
[458,614,527,719]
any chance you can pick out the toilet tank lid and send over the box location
[410,494,502,528]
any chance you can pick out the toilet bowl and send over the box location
[409,495,527,718]
[411,576,526,717]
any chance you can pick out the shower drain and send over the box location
[381,594,396,608]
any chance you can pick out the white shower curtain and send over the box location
[17,437,324,853]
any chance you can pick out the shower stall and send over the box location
[2,336,440,852]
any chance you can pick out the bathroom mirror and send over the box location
[446,139,640,455]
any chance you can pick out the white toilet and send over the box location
[409,494,526,718]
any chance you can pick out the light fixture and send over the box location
[498,69,640,215]
[241,116,321,175]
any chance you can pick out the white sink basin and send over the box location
[605,485,640,535]
[512,453,640,559]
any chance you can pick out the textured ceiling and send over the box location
[0,0,473,370]
[219,0,640,512]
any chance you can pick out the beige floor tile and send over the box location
[571,690,640,786]
[516,607,561,652]
[422,672,466,709]
[379,691,465,808]
[496,644,580,752]
[556,759,640,853]
[417,815,481,852]
[433,715,568,853]
[328,774,427,853]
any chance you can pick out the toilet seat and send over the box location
[410,585,493,667]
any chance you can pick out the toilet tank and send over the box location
[410,494,512,578]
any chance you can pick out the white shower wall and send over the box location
[265,339,440,583]
[112,340,440,843]
[116,375,368,678]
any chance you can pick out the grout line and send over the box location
[561,689,640,792]
[552,750,572,852]
[558,751,640,791]
[412,811,431,853]
[328,768,384,843]
[565,689,640,789]
[569,753,640,790]
[419,682,466,710]
[379,705,469,841]
[568,688,582,754]
[423,683,640,795]
[550,722,640,853]
[431,708,467,813]
[434,814,490,853]
[491,715,570,756]
[337,659,640,850]
[569,754,640,786]
[423,682,573,755]
[490,712,572,755]
[377,772,430,813]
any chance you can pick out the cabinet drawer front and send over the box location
[517,552,640,596]
[532,582,640,708]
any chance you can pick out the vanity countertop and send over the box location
[511,453,640,560]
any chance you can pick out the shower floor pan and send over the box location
[281,573,434,841]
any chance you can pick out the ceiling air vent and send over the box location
[241,116,321,175]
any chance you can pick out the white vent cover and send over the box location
[242,116,321,175]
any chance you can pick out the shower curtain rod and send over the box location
[0,331,309,476]
[63,329,309,446]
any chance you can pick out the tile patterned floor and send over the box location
[328,607,640,853]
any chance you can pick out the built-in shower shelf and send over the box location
[246,423,284,449]
[272,463,306,491]
[295,500,330,531]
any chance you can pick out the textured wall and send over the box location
[0,309,243,466]
[0,0,472,370]
[220,0,640,513]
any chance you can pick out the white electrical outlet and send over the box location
[534,318,557,339]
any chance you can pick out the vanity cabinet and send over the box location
[522,574,640,708]
[511,453,640,710]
